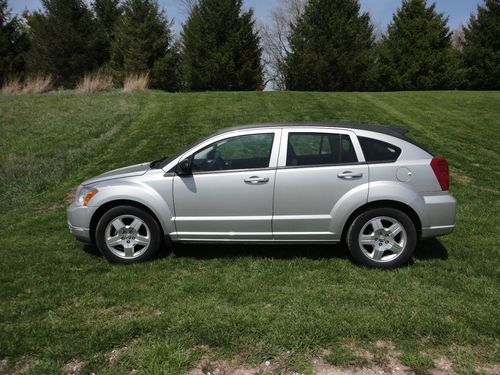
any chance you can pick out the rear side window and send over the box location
[358,137,401,163]
[287,133,358,166]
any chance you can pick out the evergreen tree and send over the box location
[462,0,500,89]
[284,0,375,91]
[25,0,100,87]
[110,0,180,91]
[375,0,458,90]
[181,0,263,91]
[93,0,121,68]
[0,0,29,83]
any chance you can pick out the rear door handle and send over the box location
[337,171,363,179]
[244,176,269,184]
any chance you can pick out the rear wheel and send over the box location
[347,208,417,268]
[95,205,162,264]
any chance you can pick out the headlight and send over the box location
[76,186,99,206]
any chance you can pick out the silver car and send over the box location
[67,123,456,268]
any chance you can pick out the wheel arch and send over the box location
[89,200,165,244]
[340,200,422,243]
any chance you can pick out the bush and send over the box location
[76,72,114,92]
[123,73,149,92]
[1,77,23,95]
[22,74,53,94]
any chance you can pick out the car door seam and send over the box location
[271,129,284,238]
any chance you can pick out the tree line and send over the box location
[0,0,498,91]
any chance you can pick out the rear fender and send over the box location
[367,181,428,226]
[328,183,369,237]
[331,181,428,239]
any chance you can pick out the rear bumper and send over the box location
[421,224,455,238]
[420,193,456,239]
[67,203,98,243]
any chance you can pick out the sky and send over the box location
[10,0,483,33]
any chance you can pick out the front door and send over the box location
[173,130,281,241]
[273,129,368,241]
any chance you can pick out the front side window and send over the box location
[192,133,274,172]
[358,136,402,163]
[286,132,358,166]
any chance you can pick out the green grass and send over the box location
[0,91,499,374]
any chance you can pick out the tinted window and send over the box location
[287,133,358,167]
[192,133,274,172]
[359,136,401,162]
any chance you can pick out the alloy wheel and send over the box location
[104,214,151,259]
[358,216,407,263]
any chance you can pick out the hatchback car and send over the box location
[67,123,456,268]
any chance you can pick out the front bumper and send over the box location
[67,203,98,243]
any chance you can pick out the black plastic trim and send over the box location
[277,161,366,170]
[179,166,275,176]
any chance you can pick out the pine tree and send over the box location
[284,0,375,91]
[462,0,500,89]
[110,0,180,91]
[93,0,121,68]
[375,0,458,90]
[181,0,263,91]
[0,0,29,83]
[25,0,100,87]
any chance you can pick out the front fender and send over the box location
[87,180,175,235]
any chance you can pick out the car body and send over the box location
[67,123,456,268]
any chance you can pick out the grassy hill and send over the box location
[0,91,499,374]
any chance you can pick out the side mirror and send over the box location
[177,157,192,175]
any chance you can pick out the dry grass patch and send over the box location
[123,73,149,92]
[107,339,140,364]
[22,74,53,94]
[76,72,114,93]
[477,363,500,375]
[63,358,84,374]
[1,77,23,95]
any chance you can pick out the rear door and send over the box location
[273,128,368,241]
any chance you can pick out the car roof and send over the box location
[216,122,405,137]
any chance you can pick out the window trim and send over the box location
[176,128,282,175]
[278,128,365,168]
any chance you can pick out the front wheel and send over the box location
[347,208,417,268]
[95,205,162,264]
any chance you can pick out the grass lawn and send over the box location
[0,91,499,374]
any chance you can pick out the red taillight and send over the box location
[430,157,449,191]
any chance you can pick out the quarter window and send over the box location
[358,137,402,162]
[192,133,274,172]
[286,133,358,167]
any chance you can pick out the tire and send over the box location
[347,207,417,269]
[95,205,162,264]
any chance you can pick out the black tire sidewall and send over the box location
[95,205,162,264]
[347,207,417,269]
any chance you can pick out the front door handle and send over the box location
[337,171,363,179]
[244,176,269,184]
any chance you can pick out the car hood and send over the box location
[82,162,150,186]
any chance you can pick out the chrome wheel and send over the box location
[104,214,150,259]
[358,216,407,263]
